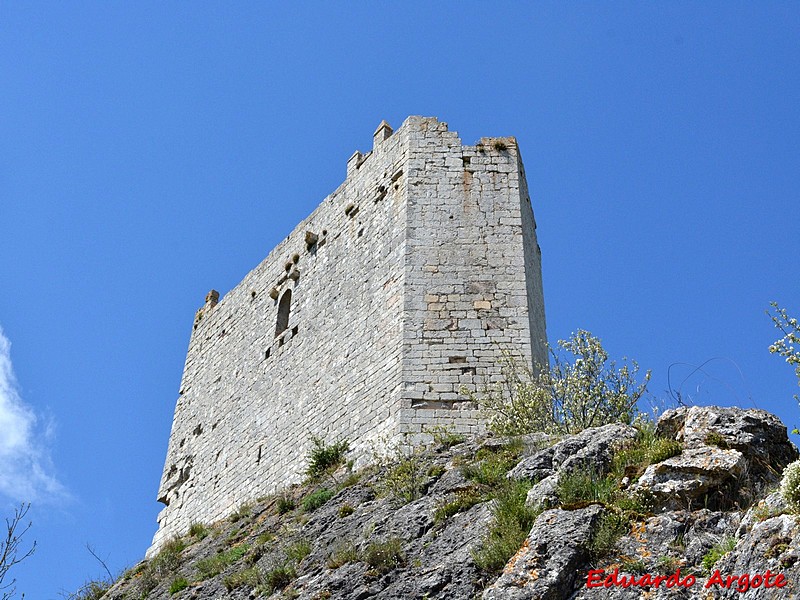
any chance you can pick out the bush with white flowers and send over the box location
[477,330,651,435]
[780,459,800,513]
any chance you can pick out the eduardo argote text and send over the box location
[587,568,788,593]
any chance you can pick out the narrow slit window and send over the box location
[275,289,292,337]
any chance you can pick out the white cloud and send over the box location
[0,326,65,502]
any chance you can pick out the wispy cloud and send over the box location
[0,326,65,502]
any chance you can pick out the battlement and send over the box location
[148,116,547,555]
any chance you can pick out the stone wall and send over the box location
[148,116,547,555]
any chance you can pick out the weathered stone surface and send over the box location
[510,423,637,482]
[634,446,747,509]
[656,406,798,475]
[104,407,800,600]
[634,406,798,511]
[483,505,603,600]
[507,422,638,508]
[713,512,800,599]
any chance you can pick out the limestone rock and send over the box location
[656,405,798,475]
[509,422,638,483]
[482,505,603,600]
[634,446,747,509]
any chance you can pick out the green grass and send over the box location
[327,542,360,569]
[195,544,250,579]
[338,503,354,517]
[302,488,334,512]
[610,421,683,482]
[621,558,648,574]
[472,480,540,573]
[589,511,628,558]
[462,439,523,488]
[285,539,312,563]
[557,468,617,506]
[188,522,209,540]
[148,537,186,576]
[263,564,296,592]
[306,435,350,479]
[364,537,405,574]
[277,495,296,514]
[68,580,113,600]
[702,537,737,573]
[223,566,262,590]
[169,576,189,595]
[656,555,681,574]
[228,502,253,523]
[434,489,484,523]
[428,426,466,449]
[383,451,426,505]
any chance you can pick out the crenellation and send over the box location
[147,116,547,556]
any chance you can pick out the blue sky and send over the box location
[1,3,799,597]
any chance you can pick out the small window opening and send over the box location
[291,325,299,337]
[275,289,292,337]
[265,348,271,359]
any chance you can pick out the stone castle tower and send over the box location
[149,116,547,554]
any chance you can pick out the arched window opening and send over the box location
[275,289,291,337]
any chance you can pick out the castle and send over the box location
[148,116,548,555]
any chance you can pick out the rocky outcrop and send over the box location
[507,422,639,508]
[634,406,798,510]
[99,406,800,600]
[483,505,603,600]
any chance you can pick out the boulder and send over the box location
[482,504,603,600]
[656,406,798,477]
[634,446,747,510]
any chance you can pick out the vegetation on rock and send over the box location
[478,330,651,435]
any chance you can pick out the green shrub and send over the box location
[589,511,628,558]
[780,460,800,513]
[610,421,682,481]
[306,435,350,479]
[256,531,275,545]
[228,502,252,523]
[621,558,648,574]
[169,576,189,595]
[188,522,209,540]
[338,471,362,489]
[702,537,737,573]
[223,566,262,590]
[68,580,113,600]
[149,537,186,576]
[302,488,334,511]
[656,555,681,574]
[557,468,616,506]
[426,464,445,478]
[285,539,312,563]
[428,425,466,449]
[478,331,650,435]
[434,489,484,523]
[462,441,523,488]
[383,451,426,505]
[648,438,683,463]
[277,495,296,514]
[195,544,250,578]
[338,503,354,517]
[263,564,296,592]
[472,480,540,573]
[327,542,360,569]
[364,538,405,573]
